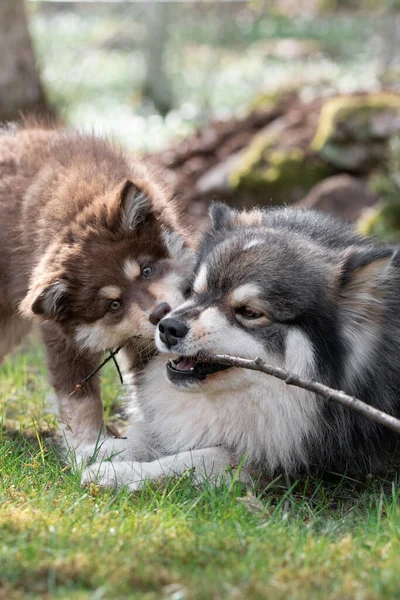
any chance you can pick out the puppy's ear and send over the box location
[338,246,396,313]
[20,278,71,321]
[118,179,154,232]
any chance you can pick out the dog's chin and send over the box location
[166,355,232,389]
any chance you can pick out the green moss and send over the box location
[311,92,400,152]
[358,135,400,241]
[357,203,400,242]
[248,87,296,113]
[230,92,400,202]
[229,133,332,201]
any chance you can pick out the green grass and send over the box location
[1,339,400,599]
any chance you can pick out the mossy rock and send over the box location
[311,93,400,172]
[357,203,400,242]
[229,127,333,203]
[228,92,400,205]
[248,87,297,113]
[357,135,400,242]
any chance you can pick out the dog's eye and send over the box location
[141,265,154,278]
[237,306,263,320]
[108,300,122,312]
[183,284,192,298]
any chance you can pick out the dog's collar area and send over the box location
[166,355,232,383]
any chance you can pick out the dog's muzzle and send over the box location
[158,317,189,349]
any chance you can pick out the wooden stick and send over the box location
[69,347,122,396]
[112,353,124,385]
[208,355,400,435]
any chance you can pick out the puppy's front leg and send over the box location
[82,447,248,490]
[41,322,104,448]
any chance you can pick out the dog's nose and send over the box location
[158,317,189,348]
[149,302,171,326]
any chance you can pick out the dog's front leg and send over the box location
[41,322,104,449]
[81,447,248,490]
[74,420,157,466]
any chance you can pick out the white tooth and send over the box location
[190,367,194,371]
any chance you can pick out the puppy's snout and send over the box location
[149,302,171,326]
[158,317,188,348]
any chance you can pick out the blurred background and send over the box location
[2,0,400,235]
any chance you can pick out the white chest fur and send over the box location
[134,350,321,473]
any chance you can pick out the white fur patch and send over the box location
[285,328,315,377]
[193,307,267,359]
[231,284,261,305]
[75,304,154,352]
[100,285,122,300]
[75,324,105,351]
[243,239,264,250]
[81,447,237,490]
[342,321,379,387]
[124,259,140,281]
[171,299,196,313]
[193,264,208,294]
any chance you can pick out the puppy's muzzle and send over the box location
[149,302,171,326]
[158,317,188,348]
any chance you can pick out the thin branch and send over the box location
[112,353,124,385]
[69,347,122,396]
[209,355,400,435]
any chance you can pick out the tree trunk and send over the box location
[143,4,173,116]
[0,0,52,123]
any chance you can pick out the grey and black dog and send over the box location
[81,204,400,489]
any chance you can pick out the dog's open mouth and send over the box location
[166,355,231,385]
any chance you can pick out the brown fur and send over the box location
[0,123,192,447]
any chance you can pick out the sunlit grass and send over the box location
[1,338,400,598]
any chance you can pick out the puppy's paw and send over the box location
[81,461,147,490]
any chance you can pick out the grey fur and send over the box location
[80,206,400,490]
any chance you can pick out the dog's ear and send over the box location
[338,246,396,312]
[336,246,398,384]
[20,277,71,321]
[117,179,154,232]
[209,203,237,232]
[209,202,264,232]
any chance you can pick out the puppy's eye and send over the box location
[141,265,154,278]
[108,300,122,312]
[236,306,263,320]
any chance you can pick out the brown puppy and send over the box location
[0,124,192,448]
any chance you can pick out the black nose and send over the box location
[149,302,171,326]
[158,317,189,348]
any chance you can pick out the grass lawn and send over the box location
[1,338,400,599]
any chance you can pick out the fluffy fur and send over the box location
[0,123,192,448]
[80,205,400,490]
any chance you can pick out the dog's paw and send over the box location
[68,437,131,470]
[81,461,148,490]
